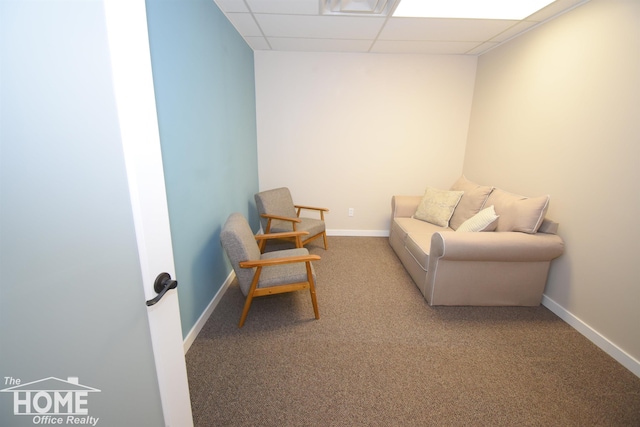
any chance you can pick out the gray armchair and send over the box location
[220,212,320,327]
[255,187,329,251]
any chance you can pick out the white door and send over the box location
[1,1,191,426]
[103,1,193,425]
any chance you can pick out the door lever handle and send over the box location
[146,272,178,306]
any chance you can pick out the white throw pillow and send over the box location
[456,205,499,232]
[413,187,464,227]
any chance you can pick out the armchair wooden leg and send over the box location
[322,232,328,250]
[239,268,262,328]
[238,293,254,328]
[306,262,320,319]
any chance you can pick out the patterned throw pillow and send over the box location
[413,187,464,227]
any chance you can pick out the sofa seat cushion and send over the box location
[393,217,448,239]
[391,218,448,271]
[405,233,432,271]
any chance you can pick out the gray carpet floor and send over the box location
[186,237,640,426]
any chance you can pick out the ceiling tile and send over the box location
[465,42,500,55]
[370,40,481,55]
[268,37,374,52]
[379,18,518,42]
[255,14,386,39]
[488,20,538,42]
[213,0,589,55]
[213,0,249,13]
[226,13,263,37]
[245,36,272,50]
[526,0,589,22]
[246,0,319,15]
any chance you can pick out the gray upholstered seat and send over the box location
[220,212,320,327]
[255,187,329,250]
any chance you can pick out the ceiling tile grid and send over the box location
[213,0,590,55]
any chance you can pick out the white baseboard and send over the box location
[183,270,235,354]
[327,229,389,237]
[542,294,640,378]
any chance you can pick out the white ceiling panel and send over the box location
[225,13,263,37]
[256,14,385,39]
[269,37,374,52]
[246,0,320,15]
[245,36,271,50]
[378,18,518,42]
[213,0,591,55]
[489,20,540,43]
[465,42,501,56]
[527,0,588,22]
[371,40,481,55]
[214,0,249,13]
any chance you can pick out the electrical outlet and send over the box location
[348,208,354,217]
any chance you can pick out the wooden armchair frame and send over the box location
[260,204,329,252]
[238,230,320,328]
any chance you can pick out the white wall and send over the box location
[465,0,640,372]
[255,52,477,233]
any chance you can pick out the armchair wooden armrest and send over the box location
[294,204,329,213]
[255,231,309,241]
[239,254,321,268]
[256,228,309,251]
[260,213,302,223]
[294,205,329,221]
[259,214,305,250]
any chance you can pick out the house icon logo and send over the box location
[1,376,101,425]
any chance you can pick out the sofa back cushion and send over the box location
[449,176,494,230]
[485,188,550,234]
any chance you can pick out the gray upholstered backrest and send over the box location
[255,187,297,231]
[220,213,262,296]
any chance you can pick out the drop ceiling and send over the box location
[213,0,589,55]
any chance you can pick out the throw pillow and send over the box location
[499,196,550,233]
[413,187,464,227]
[456,205,499,232]
[485,188,550,234]
[449,176,494,230]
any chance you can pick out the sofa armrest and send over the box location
[430,231,564,263]
[391,195,422,218]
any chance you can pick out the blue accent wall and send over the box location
[145,0,259,338]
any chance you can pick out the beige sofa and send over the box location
[389,176,565,306]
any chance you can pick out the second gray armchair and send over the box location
[255,187,329,251]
